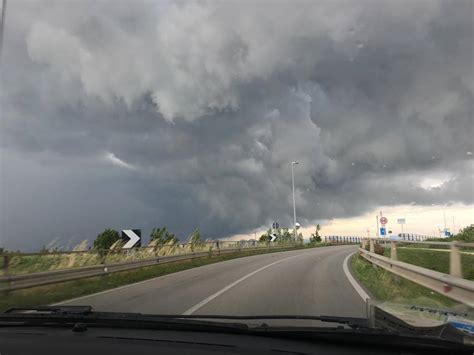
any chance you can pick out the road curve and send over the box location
[60,245,366,318]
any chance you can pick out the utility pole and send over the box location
[0,0,7,63]
[444,211,447,231]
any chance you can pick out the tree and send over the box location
[309,224,322,245]
[297,232,304,243]
[150,227,179,247]
[189,229,204,251]
[259,228,272,242]
[454,225,474,242]
[279,228,293,242]
[259,227,299,243]
[428,224,474,243]
[93,229,120,250]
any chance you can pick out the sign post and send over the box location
[380,216,388,238]
[376,216,379,238]
[397,218,406,234]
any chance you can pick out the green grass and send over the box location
[0,245,319,312]
[351,254,461,309]
[383,247,474,280]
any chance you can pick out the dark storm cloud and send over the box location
[0,0,472,250]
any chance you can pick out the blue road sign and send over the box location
[380,227,386,236]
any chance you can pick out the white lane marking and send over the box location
[343,252,370,302]
[53,249,306,306]
[182,253,309,315]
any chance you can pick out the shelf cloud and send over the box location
[1,0,472,250]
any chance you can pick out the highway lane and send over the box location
[59,245,366,318]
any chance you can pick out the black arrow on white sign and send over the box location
[121,229,141,249]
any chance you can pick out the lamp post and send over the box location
[291,161,299,241]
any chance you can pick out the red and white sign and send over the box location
[380,217,388,225]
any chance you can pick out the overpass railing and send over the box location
[324,236,363,244]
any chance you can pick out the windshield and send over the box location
[0,0,473,343]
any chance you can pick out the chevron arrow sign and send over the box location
[121,229,141,249]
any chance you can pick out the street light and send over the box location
[291,161,299,241]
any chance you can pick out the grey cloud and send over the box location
[0,0,473,250]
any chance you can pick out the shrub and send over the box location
[93,229,120,250]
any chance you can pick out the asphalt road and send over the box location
[60,245,366,318]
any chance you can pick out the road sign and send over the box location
[380,227,386,236]
[121,229,141,249]
[269,233,277,242]
[380,217,388,225]
[397,218,405,224]
[272,222,279,229]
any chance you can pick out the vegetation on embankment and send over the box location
[383,247,474,280]
[0,243,327,312]
[427,225,474,243]
[0,228,213,276]
[351,254,460,308]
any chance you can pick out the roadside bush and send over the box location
[427,225,474,243]
[93,229,120,250]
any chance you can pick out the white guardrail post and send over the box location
[390,241,397,261]
[450,242,462,278]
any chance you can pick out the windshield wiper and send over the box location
[2,306,367,329]
[4,305,93,315]
[2,306,472,352]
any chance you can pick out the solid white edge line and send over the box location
[343,252,370,302]
[182,253,308,315]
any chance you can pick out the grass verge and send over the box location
[351,253,461,309]
[383,247,474,280]
[0,245,323,312]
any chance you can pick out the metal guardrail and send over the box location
[358,248,474,307]
[357,239,474,307]
[0,244,297,292]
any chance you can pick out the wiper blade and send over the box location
[164,314,369,329]
[1,306,250,333]
[2,306,472,351]
[4,305,93,315]
[3,306,367,329]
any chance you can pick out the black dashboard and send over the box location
[0,325,469,354]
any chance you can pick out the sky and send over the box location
[0,0,473,251]
[230,203,474,241]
